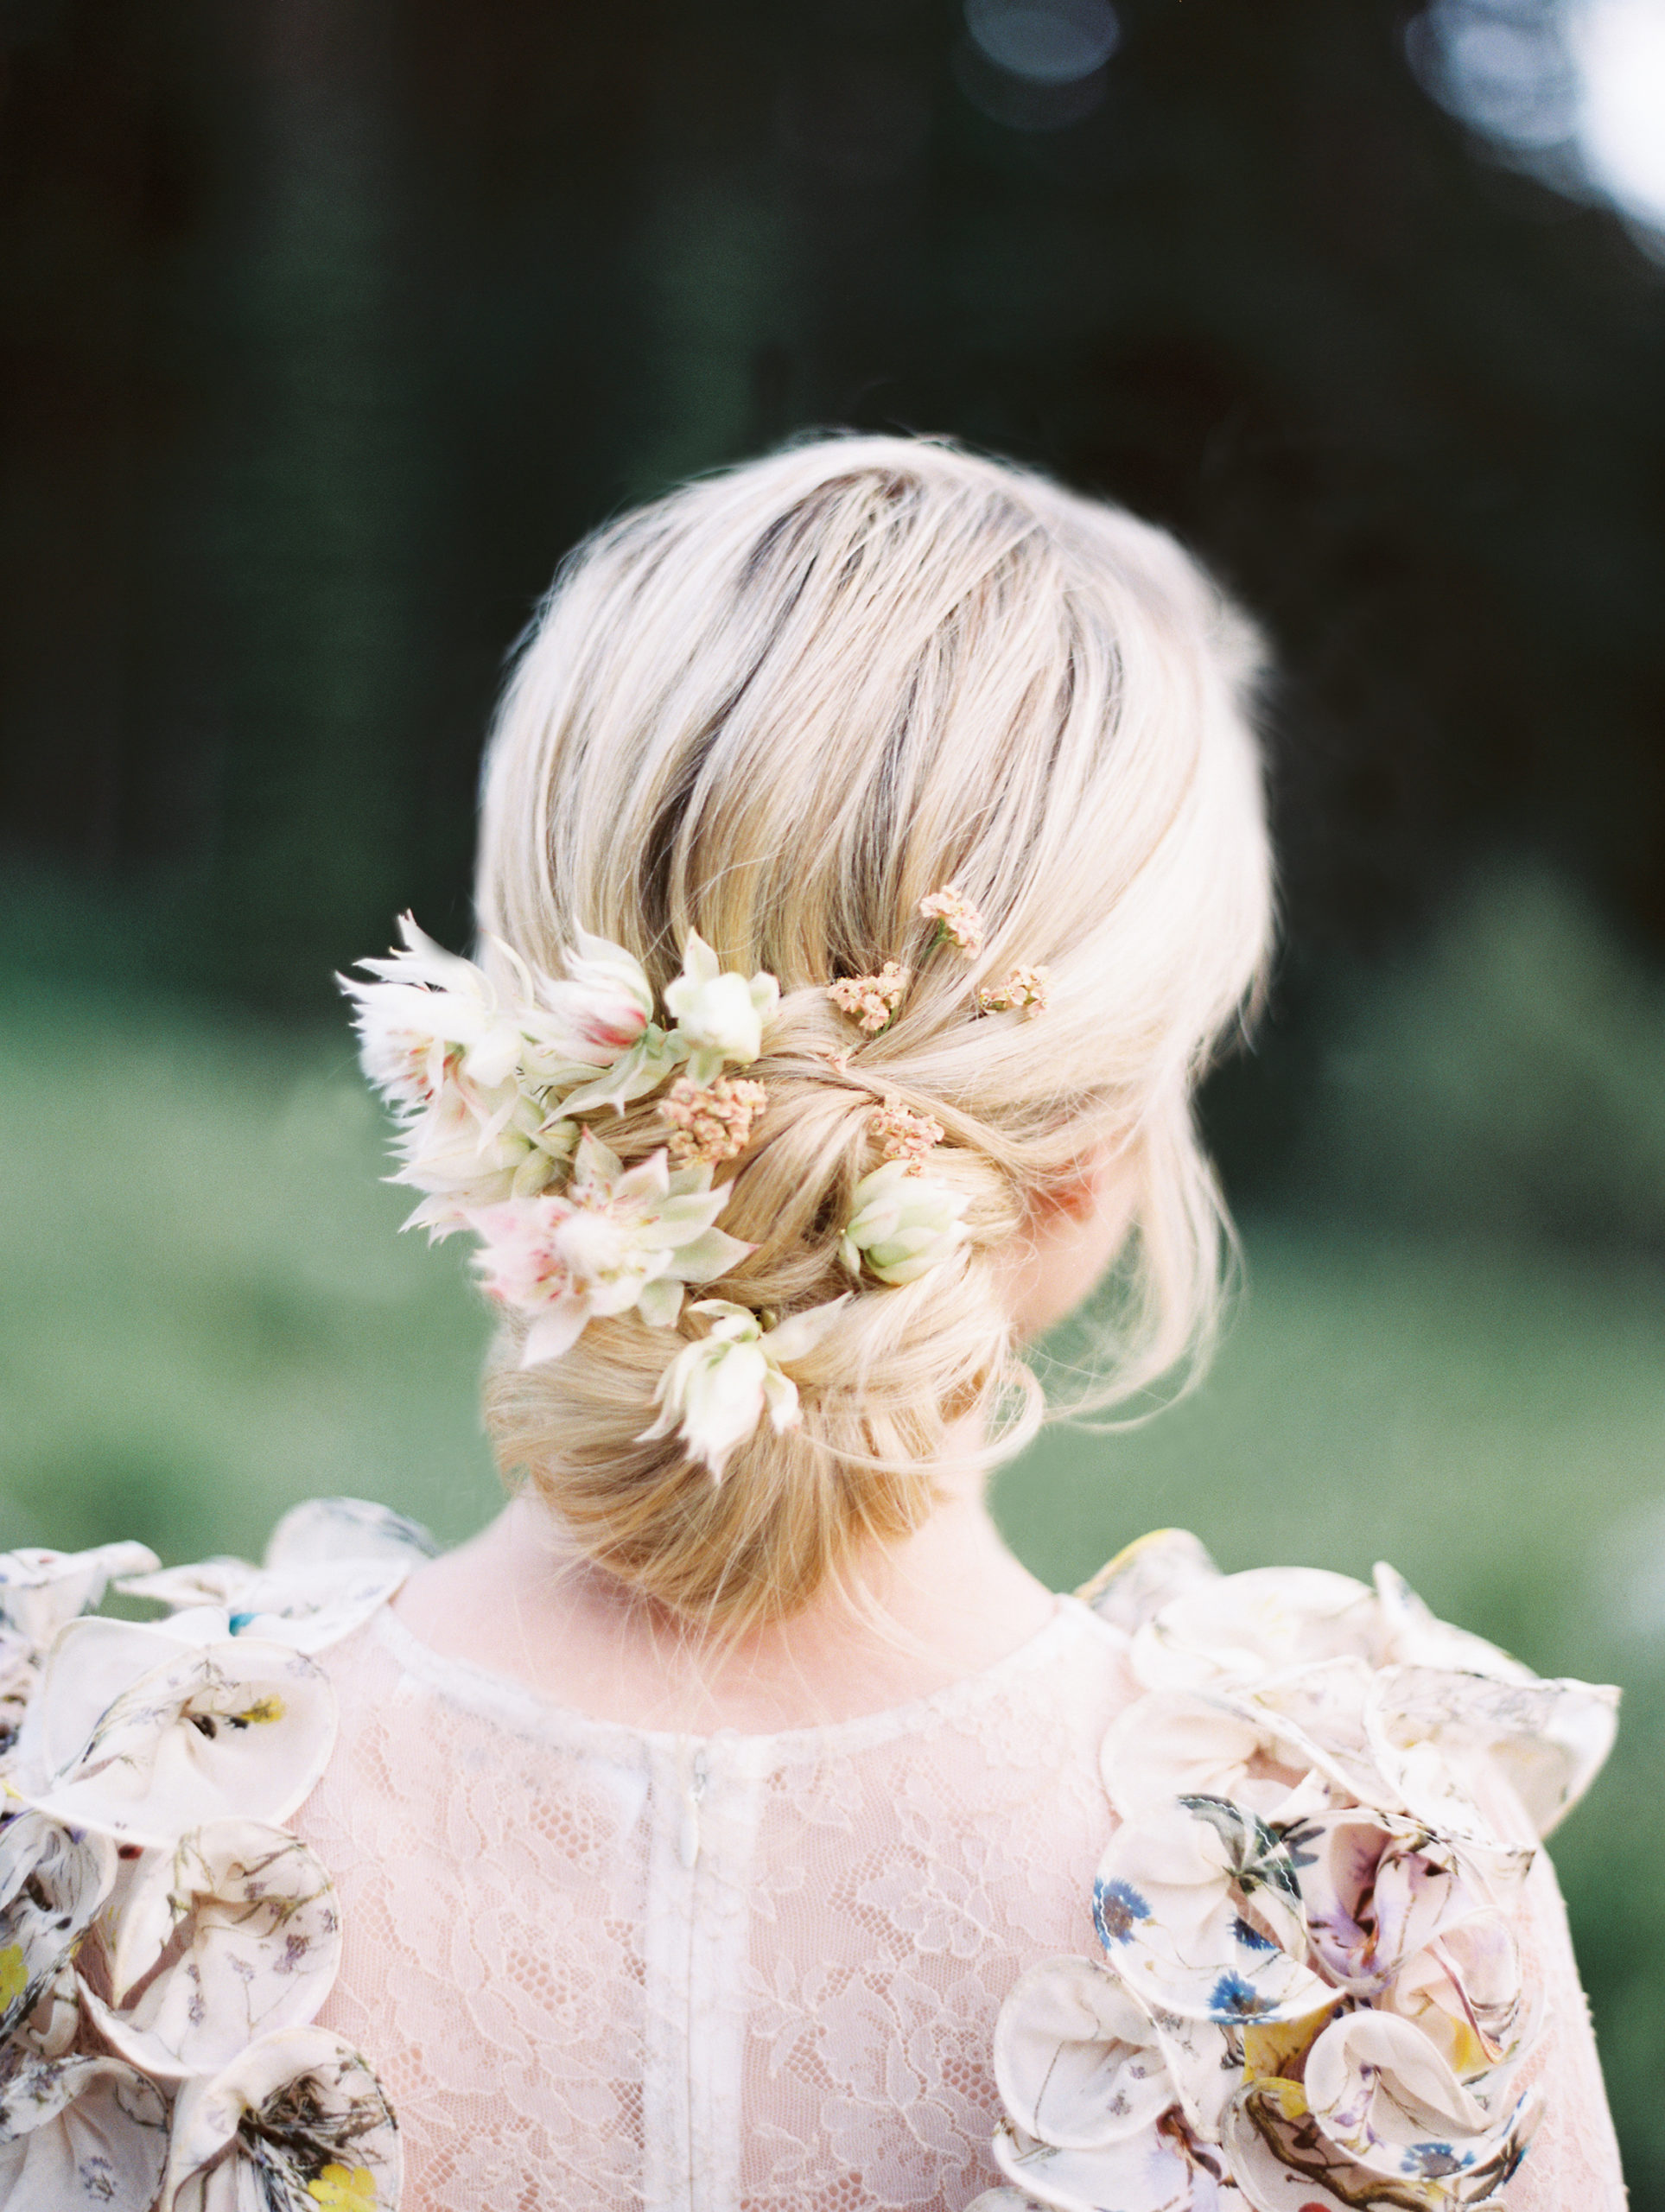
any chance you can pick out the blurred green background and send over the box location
[3,0,1663,2195]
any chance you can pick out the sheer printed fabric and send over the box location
[295,1598,1624,2212]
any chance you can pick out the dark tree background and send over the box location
[3,0,1662,1162]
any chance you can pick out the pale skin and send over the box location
[396,1147,1135,1734]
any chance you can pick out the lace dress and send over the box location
[0,1509,1626,2212]
[292,1590,1625,2212]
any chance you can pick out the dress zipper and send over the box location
[677,1745,709,1871]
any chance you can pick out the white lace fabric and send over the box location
[1507,1847,1627,2212]
[294,1599,1625,2212]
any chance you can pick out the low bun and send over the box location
[468,433,1273,1630]
[483,1027,1030,1630]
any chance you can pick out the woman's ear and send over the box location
[1001,1146,1139,1340]
[1042,1157,1118,1225]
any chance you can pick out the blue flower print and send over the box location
[1205,1971,1277,2022]
[1092,1877,1151,1950]
[1230,1914,1278,1954]
[1402,2143,1467,2179]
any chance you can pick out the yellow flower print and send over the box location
[233,1695,286,1727]
[1242,2011,1327,2086]
[306,2166,376,2210]
[0,1945,26,2011]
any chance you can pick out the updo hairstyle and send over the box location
[475,435,1273,1630]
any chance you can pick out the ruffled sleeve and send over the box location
[0,1498,434,2211]
[972,1528,1624,2212]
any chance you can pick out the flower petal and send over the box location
[0,2052,168,2211]
[531,929,654,1066]
[1372,1562,1534,1683]
[1369,1661,1619,1847]
[388,910,486,989]
[0,1813,114,2039]
[651,1192,734,1247]
[644,1334,770,1478]
[14,1631,337,1849]
[550,1028,686,1119]
[991,2119,1234,2212]
[163,2026,400,2212]
[664,938,774,1071]
[261,1497,438,1572]
[760,1295,851,1366]
[13,1618,206,1780]
[685,1300,759,1337]
[1099,1693,1277,1824]
[1130,1568,1382,1695]
[1217,2078,1364,2212]
[634,1277,682,1329]
[669,1227,756,1283]
[1077,1529,1222,1634]
[521,1300,591,1368]
[993,1955,1173,2151]
[1091,1800,1331,2026]
[759,1366,801,1434]
[842,1162,968,1285]
[0,1541,160,1651]
[1300,2009,1540,2193]
[118,1555,420,1660]
[572,1127,625,1188]
[682,932,721,987]
[91,1819,342,2080]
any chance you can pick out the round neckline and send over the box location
[369,1591,1121,1766]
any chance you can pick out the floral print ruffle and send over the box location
[969,1529,1619,2212]
[0,1500,429,2209]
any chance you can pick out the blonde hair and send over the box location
[475,435,1273,1630]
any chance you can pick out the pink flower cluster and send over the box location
[659,1076,769,1169]
[977,963,1051,1017]
[827,961,911,1036]
[918,887,985,954]
[868,1096,944,1174]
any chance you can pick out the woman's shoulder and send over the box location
[1072,1523,1617,1840]
[0,1498,431,2209]
[975,1527,1622,2212]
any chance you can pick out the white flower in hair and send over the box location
[344,917,577,1231]
[839,1159,969,1285]
[344,912,569,1108]
[470,1128,754,1368]
[536,926,656,1066]
[555,1026,686,1120]
[346,916,679,1230]
[393,1081,577,1236]
[664,931,780,1084]
[643,1298,849,1481]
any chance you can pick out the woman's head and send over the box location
[475,434,1273,1630]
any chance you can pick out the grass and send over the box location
[3,957,1662,2200]
[0,982,502,1562]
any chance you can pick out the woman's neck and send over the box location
[393,1459,1058,1736]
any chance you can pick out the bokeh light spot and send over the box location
[1572,0,1665,231]
[963,0,1120,86]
